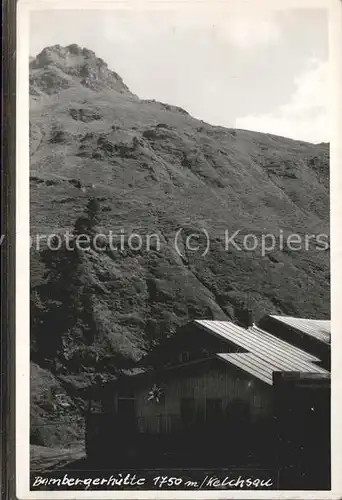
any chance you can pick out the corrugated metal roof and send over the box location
[217,353,328,386]
[195,320,328,385]
[195,320,321,363]
[269,316,331,345]
[217,353,274,385]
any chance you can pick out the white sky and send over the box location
[30,8,328,143]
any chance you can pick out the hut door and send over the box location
[180,398,196,427]
[206,398,223,423]
[117,397,136,427]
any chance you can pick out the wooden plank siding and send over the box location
[111,357,272,435]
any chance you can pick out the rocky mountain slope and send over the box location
[29,44,330,448]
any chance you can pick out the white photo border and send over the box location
[16,0,342,497]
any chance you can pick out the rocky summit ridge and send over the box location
[30,44,133,96]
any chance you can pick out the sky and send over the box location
[29,7,329,143]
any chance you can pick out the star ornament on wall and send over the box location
[146,384,164,403]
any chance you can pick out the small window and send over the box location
[179,351,190,363]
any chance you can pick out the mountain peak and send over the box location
[30,44,133,96]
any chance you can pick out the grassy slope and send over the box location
[29,46,330,449]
